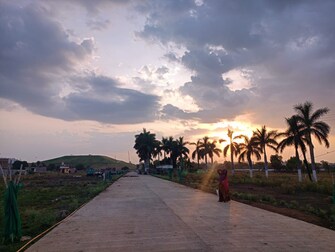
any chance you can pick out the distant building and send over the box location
[59,162,76,174]
[30,166,48,173]
[59,162,70,173]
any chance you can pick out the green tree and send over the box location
[165,136,175,165]
[295,101,330,182]
[161,137,169,160]
[190,139,203,169]
[320,160,330,173]
[152,140,162,162]
[222,129,239,176]
[75,163,85,171]
[270,154,284,172]
[253,125,278,178]
[207,140,222,164]
[286,156,301,173]
[199,136,211,168]
[172,137,189,170]
[277,116,311,181]
[12,161,28,170]
[134,128,159,171]
[236,135,262,178]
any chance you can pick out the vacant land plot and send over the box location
[0,173,121,252]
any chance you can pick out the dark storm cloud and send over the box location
[161,104,197,121]
[0,2,160,124]
[137,0,335,125]
[0,2,93,111]
[63,75,160,124]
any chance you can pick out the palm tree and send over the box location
[152,141,162,162]
[170,137,189,169]
[222,129,240,176]
[161,137,169,160]
[277,116,310,182]
[199,136,211,168]
[253,126,278,178]
[295,101,330,182]
[190,140,203,169]
[236,135,262,178]
[134,128,159,171]
[175,137,189,169]
[207,140,222,164]
[162,136,175,165]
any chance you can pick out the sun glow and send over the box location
[209,121,254,141]
[185,119,258,163]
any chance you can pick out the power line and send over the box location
[315,150,335,158]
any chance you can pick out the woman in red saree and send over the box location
[217,169,230,202]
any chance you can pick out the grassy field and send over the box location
[0,172,122,252]
[43,154,136,169]
[155,169,335,230]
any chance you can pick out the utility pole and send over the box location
[128,151,131,164]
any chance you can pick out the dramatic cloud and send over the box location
[0,2,160,124]
[0,2,93,110]
[1,0,335,162]
[137,0,335,126]
[63,75,160,124]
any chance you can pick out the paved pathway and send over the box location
[27,173,335,251]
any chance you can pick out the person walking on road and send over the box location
[217,168,230,202]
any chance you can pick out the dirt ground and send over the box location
[230,183,334,230]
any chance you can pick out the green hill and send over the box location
[43,155,135,169]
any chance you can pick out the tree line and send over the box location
[134,101,331,183]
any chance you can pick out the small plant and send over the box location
[260,195,275,203]
[289,200,299,209]
[304,204,318,215]
[279,200,287,207]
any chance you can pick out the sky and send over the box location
[1,0,335,164]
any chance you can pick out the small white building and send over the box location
[59,162,76,174]
[59,162,70,173]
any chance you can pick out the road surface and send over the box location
[26,172,335,251]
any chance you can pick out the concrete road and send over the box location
[27,173,335,252]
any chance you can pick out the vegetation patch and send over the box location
[153,170,335,230]
[0,173,122,252]
[43,155,136,170]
